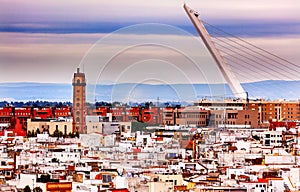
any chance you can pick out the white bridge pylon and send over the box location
[184,4,247,99]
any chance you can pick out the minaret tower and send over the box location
[72,68,86,133]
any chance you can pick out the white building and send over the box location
[263,131,283,147]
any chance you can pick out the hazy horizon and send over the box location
[1,0,300,85]
[0,80,299,102]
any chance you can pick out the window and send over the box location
[64,125,67,135]
[102,175,112,182]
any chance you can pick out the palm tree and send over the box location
[24,185,31,192]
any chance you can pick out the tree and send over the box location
[68,132,75,138]
[51,158,59,163]
[33,187,43,192]
[42,128,49,134]
[112,101,121,107]
[56,102,63,108]
[27,131,32,137]
[75,131,80,138]
[145,101,153,109]
[30,130,36,137]
[252,135,260,141]
[40,174,51,183]
[22,123,27,130]
[24,185,31,192]
[52,128,59,137]
[58,131,63,138]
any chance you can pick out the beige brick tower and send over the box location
[72,68,86,133]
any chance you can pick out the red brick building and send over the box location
[91,106,163,124]
[195,99,300,127]
[141,107,162,124]
[0,106,71,136]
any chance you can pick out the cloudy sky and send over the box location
[0,0,300,85]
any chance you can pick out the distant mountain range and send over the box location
[0,80,299,102]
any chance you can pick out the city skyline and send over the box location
[0,0,300,85]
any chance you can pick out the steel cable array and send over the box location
[201,20,300,98]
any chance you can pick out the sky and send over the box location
[0,0,300,85]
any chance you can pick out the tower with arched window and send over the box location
[72,68,86,133]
